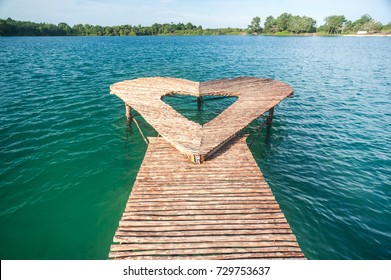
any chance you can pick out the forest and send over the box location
[1,13,390,36]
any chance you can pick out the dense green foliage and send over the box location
[319,15,347,34]
[261,13,316,34]
[0,18,243,36]
[247,16,262,34]
[269,13,316,34]
[261,13,390,35]
[1,14,390,36]
[343,14,383,34]
[317,14,385,34]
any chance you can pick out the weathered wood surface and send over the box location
[111,77,293,163]
[109,137,304,260]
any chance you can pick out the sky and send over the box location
[0,0,390,28]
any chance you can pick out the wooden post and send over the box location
[267,107,274,126]
[197,96,203,108]
[125,103,132,121]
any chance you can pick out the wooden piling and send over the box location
[267,107,274,126]
[197,96,203,107]
[125,103,132,121]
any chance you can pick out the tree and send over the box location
[323,15,347,34]
[350,14,381,33]
[185,22,194,30]
[355,14,372,26]
[264,14,316,34]
[275,13,292,32]
[302,16,317,33]
[381,22,391,33]
[264,16,276,33]
[287,15,301,34]
[58,22,72,35]
[362,19,382,33]
[248,16,261,34]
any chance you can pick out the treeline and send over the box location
[318,14,390,34]
[249,13,391,35]
[248,14,316,34]
[1,14,390,36]
[0,18,243,36]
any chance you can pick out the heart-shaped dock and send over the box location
[111,77,293,163]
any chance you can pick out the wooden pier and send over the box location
[111,77,293,163]
[109,77,304,259]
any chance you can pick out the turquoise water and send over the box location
[0,36,390,260]
[162,95,238,125]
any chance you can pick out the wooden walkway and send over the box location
[109,137,305,260]
[111,77,293,163]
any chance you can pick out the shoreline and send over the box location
[1,33,390,38]
[262,33,391,37]
[342,34,391,37]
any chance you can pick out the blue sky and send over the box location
[0,0,390,28]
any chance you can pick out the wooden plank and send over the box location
[120,213,285,221]
[131,188,272,194]
[113,234,297,243]
[137,168,263,173]
[122,209,281,216]
[112,252,306,260]
[133,183,269,188]
[117,223,291,232]
[109,246,302,258]
[125,203,280,211]
[119,218,288,227]
[133,184,269,190]
[127,199,277,207]
[127,196,277,203]
[115,229,293,237]
[138,166,264,172]
[129,193,274,199]
[110,241,301,251]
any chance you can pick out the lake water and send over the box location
[0,36,390,260]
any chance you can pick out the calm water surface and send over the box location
[0,36,390,259]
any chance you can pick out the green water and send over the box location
[0,36,390,259]
[162,95,238,125]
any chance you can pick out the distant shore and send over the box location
[342,34,391,37]
[2,17,391,37]
[262,32,391,37]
